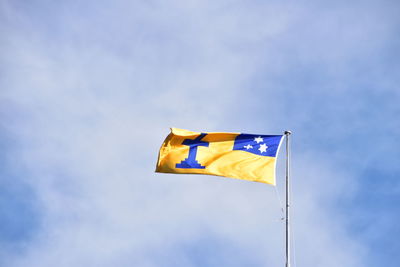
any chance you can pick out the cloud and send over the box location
[1,0,399,266]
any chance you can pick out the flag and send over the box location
[155,128,284,185]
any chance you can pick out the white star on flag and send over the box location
[244,144,253,150]
[254,136,263,143]
[258,143,268,153]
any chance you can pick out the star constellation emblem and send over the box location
[233,134,281,157]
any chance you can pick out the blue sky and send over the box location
[1,0,399,266]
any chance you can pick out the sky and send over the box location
[1,0,399,266]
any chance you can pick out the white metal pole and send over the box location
[284,130,292,267]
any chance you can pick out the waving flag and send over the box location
[156,128,284,185]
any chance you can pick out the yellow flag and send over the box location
[156,128,284,185]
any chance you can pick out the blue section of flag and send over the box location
[233,134,283,157]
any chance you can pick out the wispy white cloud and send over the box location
[1,0,399,266]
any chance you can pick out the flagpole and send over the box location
[284,130,292,267]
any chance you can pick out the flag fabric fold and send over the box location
[155,128,284,185]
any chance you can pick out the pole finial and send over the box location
[284,130,292,135]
